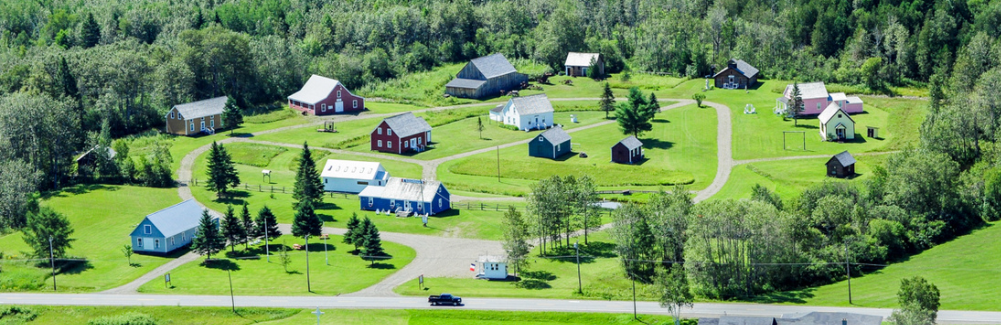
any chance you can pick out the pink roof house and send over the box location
[775,82,863,116]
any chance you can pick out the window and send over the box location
[377,128,382,135]
[388,141,392,149]
[357,181,369,185]
[418,203,423,211]
[439,198,443,208]
[210,119,214,128]
[155,239,160,248]
[170,111,174,119]
[182,233,186,242]
[390,199,396,207]
[324,178,327,184]
[838,114,843,118]
[170,237,175,246]
[377,140,383,147]
[201,117,205,121]
[368,197,373,205]
[404,141,409,148]
[353,100,358,108]
[137,238,143,246]
[144,225,152,234]
[417,137,421,144]
[321,104,327,112]
[388,129,392,136]
[190,123,195,131]
[817,103,822,110]
[556,144,560,151]
[337,90,342,98]
[538,137,543,142]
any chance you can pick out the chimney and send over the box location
[728,60,737,69]
[842,318,848,325]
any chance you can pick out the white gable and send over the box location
[320,159,385,180]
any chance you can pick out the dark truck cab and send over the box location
[428,293,462,306]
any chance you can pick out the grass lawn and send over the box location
[189,143,519,240]
[138,234,415,296]
[4,306,675,325]
[709,156,883,202]
[437,105,715,196]
[654,79,926,161]
[760,221,1001,311]
[0,185,184,292]
[395,231,664,301]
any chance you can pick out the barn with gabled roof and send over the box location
[287,75,365,115]
[445,53,527,99]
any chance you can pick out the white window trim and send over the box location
[144,225,151,234]
[388,129,392,136]
[170,111,175,119]
[337,90,342,98]
[353,100,358,108]
[210,119,214,128]
[377,128,382,135]
[377,140,382,147]
[190,123,195,131]
[321,104,327,112]
[137,238,142,246]
[388,141,392,149]
[155,239,160,248]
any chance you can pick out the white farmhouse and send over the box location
[320,159,389,194]
[818,103,856,141]
[489,93,555,131]
[475,255,508,280]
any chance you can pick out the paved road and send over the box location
[2,293,998,324]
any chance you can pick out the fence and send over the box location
[186,179,352,199]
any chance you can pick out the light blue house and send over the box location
[129,199,207,255]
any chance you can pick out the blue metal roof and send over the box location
[135,199,205,238]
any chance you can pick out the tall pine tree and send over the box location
[343,213,361,251]
[220,205,245,252]
[291,200,323,238]
[206,141,240,198]
[790,82,804,125]
[293,142,324,208]
[240,202,254,249]
[254,205,281,239]
[79,13,101,48]
[223,96,243,134]
[351,216,371,254]
[599,82,615,119]
[192,209,224,260]
[362,217,385,264]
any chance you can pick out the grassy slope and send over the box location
[5,306,674,325]
[765,222,1001,311]
[437,104,716,196]
[138,234,415,296]
[709,155,883,202]
[0,185,183,292]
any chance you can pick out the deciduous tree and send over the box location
[657,264,693,325]
[502,206,531,277]
[22,207,74,259]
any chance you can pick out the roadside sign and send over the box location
[165,273,171,288]
[419,274,424,289]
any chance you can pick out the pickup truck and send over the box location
[428,293,462,306]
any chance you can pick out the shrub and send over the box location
[0,306,38,323]
[87,312,157,325]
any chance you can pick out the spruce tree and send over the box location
[362,218,385,264]
[791,82,804,125]
[291,200,323,238]
[222,96,243,134]
[352,216,371,253]
[57,57,79,100]
[192,209,224,260]
[616,102,653,137]
[599,82,615,119]
[254,205,281,239]
[343,213,361,249]
[80,13,101,48]
[206,141,240,198]
[220,205,245,253]
[240,202,254,249]
[293,142,324,208]
[22,207,74,258]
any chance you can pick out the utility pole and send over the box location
[324,235,329,266]
[49,236,56,291]
[264,217,270,263]
[845,240,852,304]
[305,235,311,292]
[496,146,500,181]
[575,240,582,294]
[228,269,235,312]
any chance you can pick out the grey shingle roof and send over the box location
[510,94,554,115]
[540,126,571,144]
[831,151,856,167]
[378,112,432,138]
[444,78,486,89]
[785,82,828,100]
[172,96,227,120]
[490,105,504,113]
[471,53,518,79]
[358,177,445,202]
[713,59,759,78]
[617,136,643,150]
[143,199,205,237]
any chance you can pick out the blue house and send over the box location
[529,126,572,159]
[129,199,206,255]
[358,178,451,215]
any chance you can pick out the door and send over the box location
[335,100,344,113]
[200,121,205,130]
[410,138,417,149]
[836,126,846,140]
[142,237,153,250]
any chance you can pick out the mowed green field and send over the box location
[2,306,675,325]
[709,155,883,202]
[437,104,716,196]
[765,221,1001,311]
[189,142,518,240]
[0,185,184,292]
[395,232,662,301]
[138,234,414,296]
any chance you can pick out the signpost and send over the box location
[419,274,424,290]
[311,307,324,325]
[165,273,171,288]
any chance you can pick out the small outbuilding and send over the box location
[75,146,116,171]
[358,178,451,215]
[529,126,572,160]
[370,112,433,154]
[564,52,603,77]
[129,199,208,255]
[818,103,855,141]
[287,75,366,115]
[475,255,509,280]
[445,53,527,99]
[713,59,759,89]
[320,159,389,194]
[164,96,226,136]
[491,93,555,131]
[826,151,856,178]
[867,126,879,138]
[611,136,644,164]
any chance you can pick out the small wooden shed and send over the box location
[826,151,856,178]
[611,136,643,164]
[529,126,572,159]
[867,126,879,138]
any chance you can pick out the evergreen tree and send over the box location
[240,202,254,249]
[22,207,74,259]
[291,200,323,238]
[343,213,361,249]
[586,57,602,80]
[192,209,224,260]
[293,142,324,207]
[615,102,653,137]
[502,206,531,276]
[599,82,615,119]
[253,205,281,239]
[351,216,372,253]
[57,57,79,100]
[648,93,660,111]
[790,82,804,125]
[220,205,245,252]
[79,13,101,48]
[205,141,240,198]
[362,217,385,264]
[222,96,242,134]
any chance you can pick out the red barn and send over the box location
[287,75,365,115]
[371,112,432,154]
